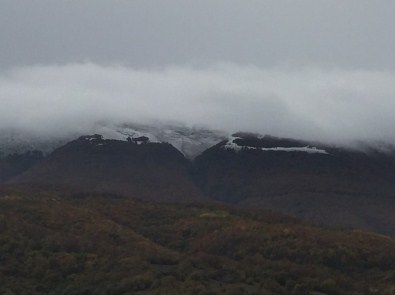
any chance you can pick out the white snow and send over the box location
[96,126,160,143]
[223,136,244,151]
[0,123,225,158]
[223,137,329,154]
[93,123,227,158]
[259,146,328,154]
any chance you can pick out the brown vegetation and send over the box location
[0,188,394,294]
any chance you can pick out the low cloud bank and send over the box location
[1,63,394,145]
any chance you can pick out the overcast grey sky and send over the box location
[1,0,395,144]
[1,0,395,69]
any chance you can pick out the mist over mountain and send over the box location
[0,121,227,159]
[2,1,395,293]
[2,63,395,147]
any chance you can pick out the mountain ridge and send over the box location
[8,134,206,203]
[2,129,395,236]
[0,122,228,159]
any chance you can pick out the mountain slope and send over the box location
[0,150,43,182]
[194,133,395,235]
[4,130,395,235]
[10,135,205,202]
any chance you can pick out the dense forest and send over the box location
[0,188,394,294]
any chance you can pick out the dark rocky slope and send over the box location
[9,135,205,202]
[0,151,43,182]
[194,134,395,235]
[4,132,395,235]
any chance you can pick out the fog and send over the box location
[1,1,395,146]
[1,62,394,145]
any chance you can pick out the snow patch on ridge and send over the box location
[223,137,329,154]
[96,125,160,143]
[223,136,244,151]
[92,123,227,158]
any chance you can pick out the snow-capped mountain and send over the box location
[93,122,227,159]
[223,134,329,154]
[0,129,72,157]
[0,122,228,159]
[193,132,395,235]
[3,127,395,235]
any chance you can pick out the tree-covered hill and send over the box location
[0,188,394,295]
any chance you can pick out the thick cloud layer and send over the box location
[1,63,394,144]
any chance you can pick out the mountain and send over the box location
[9,135,205,202]
[95,122,227,159]
[0,129,71,158]
[3,127,395,235]
[0,122,227,159]
[194,133,395,235]
[2,127,395,294]
[0,150,43,182]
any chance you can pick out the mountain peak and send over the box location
[0,123,228,159]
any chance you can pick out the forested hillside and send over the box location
[0,188,394,295]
